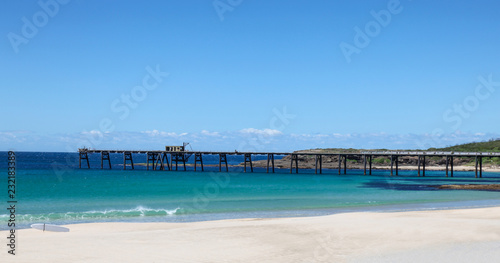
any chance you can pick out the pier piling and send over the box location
[446,155,454,177]
[369,155,372,175]
[450,156,454,177]
[446,156,450,177]
[290,154,299,174]
[395,156,398,176]
[343,155,347,175]
[363,155,367,175]
[418,156,421,177]
[479,156,483,178]
[315,154,322,174]
[267,153,275,173]
[390,155,394,176]
[422,156,426,177]
[338,154,341,175]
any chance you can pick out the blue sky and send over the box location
[1,0,500,152]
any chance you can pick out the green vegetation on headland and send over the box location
[431,139,500,166]
[307,138,500,154]
[429,138,500,152]
[304,139,500,166]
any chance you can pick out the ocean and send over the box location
[2,152,500,230]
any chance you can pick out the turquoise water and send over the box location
[1,152,500,229]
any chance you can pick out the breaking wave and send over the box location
[8,206,181,223]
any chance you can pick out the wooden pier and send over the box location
[78,149,500,178]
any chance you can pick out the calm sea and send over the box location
[1,152,500,229]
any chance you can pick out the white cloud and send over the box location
[2,130,500,152]
[142,130,178,137]
[0,132,17,140]
[201,130,220,136]
[81,130,103,136]
[240,128,283,136]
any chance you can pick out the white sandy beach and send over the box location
[2,207,500,263]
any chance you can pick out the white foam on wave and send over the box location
[118,206,181,217]
[80,206,181,217]
[14,206,182,222]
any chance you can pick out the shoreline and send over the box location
[6,198,500,230]
[3,206,499,262]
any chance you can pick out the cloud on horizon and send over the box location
[239,128,283,137]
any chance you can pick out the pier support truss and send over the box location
[244,153,253,173]
[194,153,204,171]
[172,153,186,171]
[101,151,111,169]
[123,152,134,170]
[147,152,170,171]
[79,151,90,169]
[219,153,228,172]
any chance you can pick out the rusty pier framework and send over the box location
[78,149,500,178]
